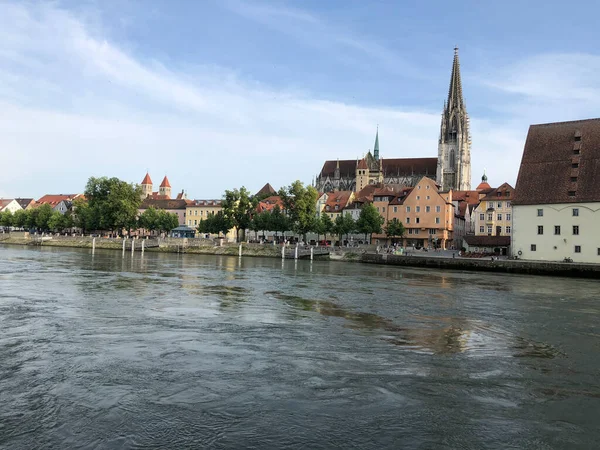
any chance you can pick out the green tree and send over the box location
[12,210,27,228]
[72,198,93,234]
[198,212,232,238]
[156,210,180,234]
[250,210,272,240]
[333,213,356,245]
[32,204,54,231]
[222,187,253,242]
[0,210,13,227]
[385,218,405,242]
[320,213,334,243]
[47,211,65,232]
[84,176,142,235]
[138,207,160,234]
[278,180,318,242]
[356,203,385,244]
[270,205,289,241]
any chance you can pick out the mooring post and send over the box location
[141,239,145,254]
[294,244,298,260]
[310,247,314,261]
[281,244,285,260]
[92,237,96,253]
[131,238,135,255]
[122,238,125,256]
[239,243,242,257]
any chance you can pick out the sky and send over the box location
[1,0,599,200]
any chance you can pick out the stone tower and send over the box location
[140,172,153,199]
[437,47,472,191]
[159,176,171,199]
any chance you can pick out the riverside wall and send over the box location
[360,253,600,279]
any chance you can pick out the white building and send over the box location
[0,199,23,214]
[512,119,600,263]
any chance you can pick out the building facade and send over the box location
[512,118,600,263]
[185,200,223,228]
[0,199,23,213]
[437,48,472,191]
[472,183,514,237]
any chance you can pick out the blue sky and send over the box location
[1,0,599,199]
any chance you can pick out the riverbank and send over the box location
[361,252,600,279]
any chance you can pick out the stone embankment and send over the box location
[360,253,600,279]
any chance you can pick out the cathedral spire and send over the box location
[373,126,380,161]
[447,46,464,111]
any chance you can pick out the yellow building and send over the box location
[472,183,514,237]
[186,200,236,241]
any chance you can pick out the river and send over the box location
[1,245,599,449]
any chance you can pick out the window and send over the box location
[506,226,511,233]
[497,202,502,208]
[393,206,397,213]
[598,248,600,256]
[505,191,510,198]
[574,149,580,155]
[417,196,420,200]
[554,225,561,235]
[537,209,543,216]
[414,229,419,235]
[416,206,421,213]
[574,135,581,142]
[426,185,430,190]
[572,163,579,168]
[573,208,579,216]
[436,206,441,213]
[487,214,493,221]
[435,217,440,224]
[188,220,191,226]
[568,191,576,197]
[497,192,501,198]
[506,213,511,221]
[408,229,413,235]
[506,201,511,208]
[429,229,436,235]
[573,225,579,235]
[480,226,484,233]
[531,244,537,251]
[418,185,421,190]
[406,217,410,224]
[335,205,339,211]
[416,217,420,224]
[382,207,386,213]
[570,177,578,182]
[194,220,197,226]
[497,214,502,220]
[575,245,581,253]
[426,206,431,213]
[479,213,484,220]
[537,225,543,235]
[406,206,411,213]
[487,226,492,234]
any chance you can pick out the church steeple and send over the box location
[437,47,472,192]
[373,126,380,161]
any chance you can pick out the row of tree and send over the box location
[0,205,74,232]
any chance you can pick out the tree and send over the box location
[333,213,356,244]
[138,207,160,234]
[356,203,385,244]
[12,210,27,229]
[222,187,253,242]
[250,211,272,240]
[270,205,289,241]
[156,210,180,234]
[84,176,142,235]
[198,212,232,238]
[320,213,334,244]
[278,180,318,242]
[31,204,54,231]
[47,211,65,232]
[0,210,13,227]
[72,198,93,234]
[385,218,405,242]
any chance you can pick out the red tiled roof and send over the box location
[141,173,153,185]
[453,190,483,206]
[324,191,352,212]
[514,118,600,205]
[36,194,80,207]
[159,176,171,188]
[476,181,491,191]
[480,183,515,202]
[0,199,14,209]
[140,198,191,210]
[319,158,437,178]
[257,195,284,213]
[357,159,368,170]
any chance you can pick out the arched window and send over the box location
[449,149,455,170]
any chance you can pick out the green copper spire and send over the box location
[373,126,380,161]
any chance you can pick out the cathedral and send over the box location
[315,48,471,193]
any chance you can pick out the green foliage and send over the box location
[250,211,272,238]
[269,205,289,236]
[72,198,93,233]
[278,180,318,239]
[319,213,334,241]
[47,211,65,232]
[138,207,179,233]
[356,203,385,243]
[198,212,233,237]
[138,207,160,231]
[157,210,180,233]
[84,176,142,234]
[333,213,356,243]
[222,187,253,242]
[385,218,405,239]
[33,204,54,231]
[12,210,27,228]
[0,210,13,227]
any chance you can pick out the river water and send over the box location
[0,245,599,449]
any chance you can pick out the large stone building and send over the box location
[315,48,471,193]
[512,118,600,263]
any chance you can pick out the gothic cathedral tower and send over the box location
[437,48,472,191]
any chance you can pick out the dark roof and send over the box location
[464,235,511,247]
[15,198,34,209]
[513,118,600,205]
[319,158,437,178]
[255,183,276,197]
[481,183,515,202]
[140,199,190,210]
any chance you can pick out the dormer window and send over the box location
[568,191,576,197]
[572,163,579,168]
[574,135,581,142]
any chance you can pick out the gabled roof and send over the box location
[141,173,153,185]
[257,195,284,213]
[514,118,600,205]
[255,183,277,197]
[319,158,437,178]
[36,194,81,207]
[453,190,483,206]
[481,182,515,202]
[159,176,171,188]
[15,198,35,209]
[0,199,17,210]
[140,198,190,210]
[324,191,353,212]
[357,158,368,170]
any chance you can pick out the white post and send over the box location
[131,239,135,255]
[92,237,96,253]
[141,239,145,253]
[122,238,126,256]
[294,244,298,260]
[281,245,285,260]
[310,247,314,261]
[239,244,242,257]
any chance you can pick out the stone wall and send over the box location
[360,253,600,279]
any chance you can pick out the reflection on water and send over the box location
[1,245,599,449]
